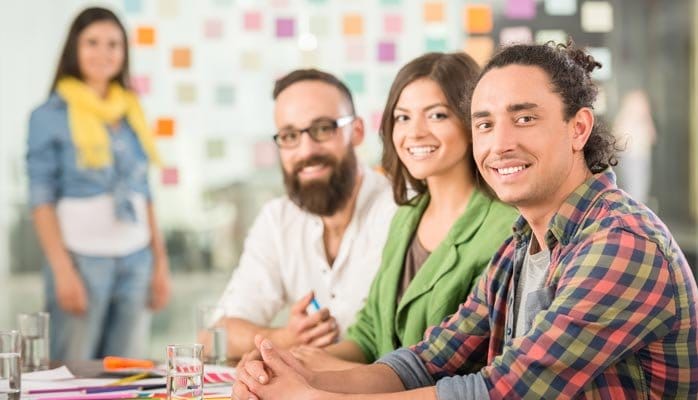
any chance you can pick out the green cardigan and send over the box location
[345,189,517,362]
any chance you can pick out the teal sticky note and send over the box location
[344,72,365,94]
[215,85,235,105]
[307,0,328,3]
[124,0,143,13]
[425,38,447,52]
[381,0,401,5]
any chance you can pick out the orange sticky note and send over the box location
[342,14,363,36]
[464,36,494,66]
[464,4,493,34]
[156,118,175,137]
[171,47,191,68]
[424,2,445,23]
[135,26,155,45]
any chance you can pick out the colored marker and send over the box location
[310,297,321,312]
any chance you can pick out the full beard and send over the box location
[283,148,358,216]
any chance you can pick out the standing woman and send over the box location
[289,52,518,370]
[26,7,170,360]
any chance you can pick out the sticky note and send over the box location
[346,42,366,62]
[176,83,196,104]
[158,0,178,17]
[464,36,494,66]
[424,2,445,23]
[214,85,235,105]
[344,72,365,94]
[130,75,150,96]
[171,47,192,68]
[381,0,401,4]
[581,1,613,33]
[588,47,612,81]
[241,51,262,70]
[425,37,447,52]
[371,111,383,131]
[464,4,493,34]
[310,15,329,36]
[383,14,402,34]
[270,0,289,6]
[135,26,155,46]
[276,17,295,38]
[535,29,567,45]
[212,0,234,5]
[204,18,224,39]
[307,0,327,3]
[499,26,533,45]
[254,141,278,168]
[206,139,226,160]
[378,41,396,63]
[243,11,262,31]
[124,0,143,13]
[342,14,363,36]
[505,0,536,20]
[156,118,175,137]
[544,0,577,15]
[161,167,179,185]
[301,50,320,67]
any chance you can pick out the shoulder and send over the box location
[30,93,66,120]
[359,167,397,215]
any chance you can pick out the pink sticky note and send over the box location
[130,75,150,96]
[377,41,396,62]
[204,18,223,38]
[371,111,383,132]
[505,0,536,20]
[276,18,295,38]
[346,42,365,62]
[244,11,262,31]
[161,167,179,185]
[254,141,278,168]
[499,26,533,45]
[383,14,402,34]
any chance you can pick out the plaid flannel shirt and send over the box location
[407,170,698,399]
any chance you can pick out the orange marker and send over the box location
[103,356,155,370]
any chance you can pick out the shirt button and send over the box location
[506,328,512,335]
[330,293,336,299]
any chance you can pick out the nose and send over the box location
[406,115,429,140]
[294,130,324,159]
[489,121,517,155]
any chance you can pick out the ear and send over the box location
[569,107,594,152]
[349,116,365,147]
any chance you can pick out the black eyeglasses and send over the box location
[273,116,355,148]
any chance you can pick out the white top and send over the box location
[216,167,397,337]
[57,193,150,257]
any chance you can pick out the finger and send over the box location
[308,328,339,347]
[254,334,266,350]
[232,379,258,400]
[244,360,271,384]
[300,318,337,344]
[259,339,295,375]
[290,291,314,314]
[236,365,263,396]
[296,308,331,332]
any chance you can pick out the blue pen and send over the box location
[310,297,321,312]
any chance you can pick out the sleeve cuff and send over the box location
[435,372,490,400]
[376,348,435,390]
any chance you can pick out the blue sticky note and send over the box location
[123,0,143,13]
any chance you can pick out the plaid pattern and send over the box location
[410,171,698,399]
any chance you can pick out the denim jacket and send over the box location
[27,93,151,215]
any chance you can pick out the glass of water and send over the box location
[195,305,227,365]
[0,330,21,400]
[17,312,49,372]
[166,344,204,400]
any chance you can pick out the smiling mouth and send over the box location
[494,164,530,175]
[407,145,438,156]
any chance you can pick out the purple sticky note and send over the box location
[130,75,150,95]
[276,18,295,38]
[505,0,536,20]
[244,11,262,31]
[377,41,396,62]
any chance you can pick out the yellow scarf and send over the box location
[56,77,161,168]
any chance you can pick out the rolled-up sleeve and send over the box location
[27,108,60,208]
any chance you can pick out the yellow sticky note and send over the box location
[342,14,363,36]
[464,36,494,66]
[241,51,262,70]
[171,47,191,68]
[135,26,155,46]
[464,4,493,34]
[424,2,445,23]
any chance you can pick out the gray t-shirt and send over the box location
[514,239,551,338]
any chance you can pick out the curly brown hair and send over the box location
[480,39,619,173]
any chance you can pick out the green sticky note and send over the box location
[344,72,365,94]
[206,138,226,159]
[215,85,235,105]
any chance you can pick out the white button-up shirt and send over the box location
[216,167,397,337]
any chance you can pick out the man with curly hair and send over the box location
[232,41,698,400]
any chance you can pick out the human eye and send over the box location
[515,115,536,124]
[278,130,298,143]
[393,114,409,123]
[474,120,492,132]
[428,111,449,121]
